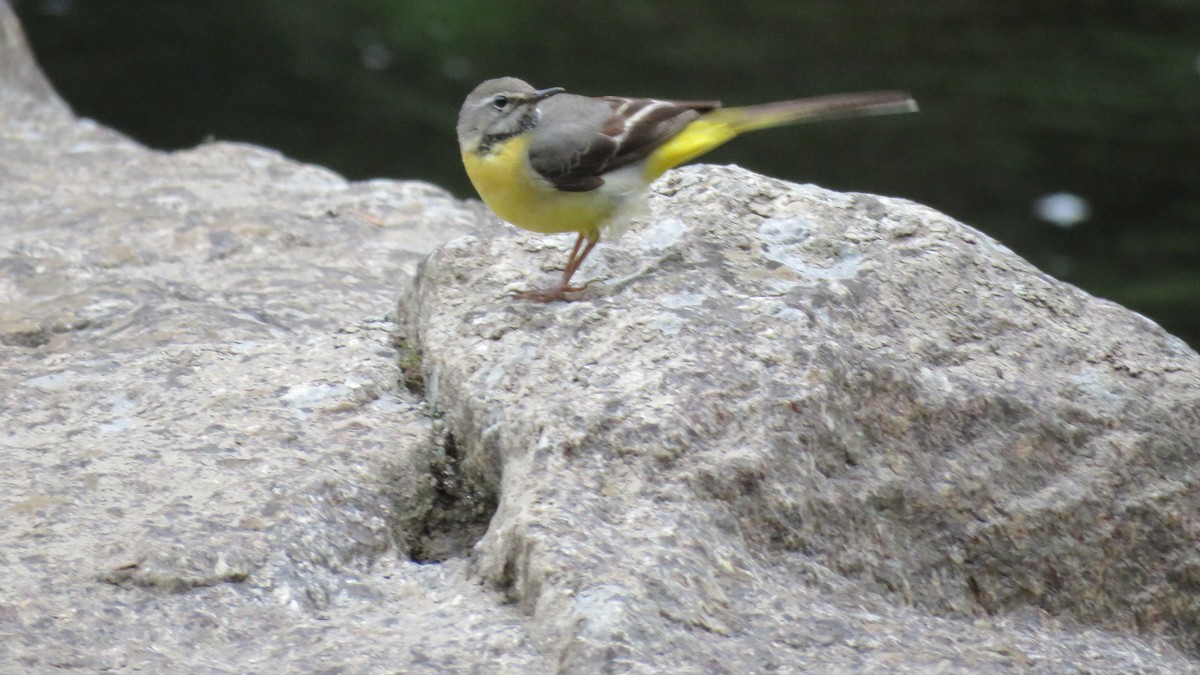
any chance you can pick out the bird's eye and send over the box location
[491,94,509,110]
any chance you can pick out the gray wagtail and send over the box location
[456,77,917,301]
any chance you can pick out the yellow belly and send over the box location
[461,135,615,238]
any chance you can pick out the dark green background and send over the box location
[12,0,1199,348]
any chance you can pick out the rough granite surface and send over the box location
[405,163,1200,672]
[5,1,1200,672]
[2,3,545,672]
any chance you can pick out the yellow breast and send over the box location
[461,134,615,238]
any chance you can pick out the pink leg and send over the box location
[560,235,599,292]
[514,232,600,302]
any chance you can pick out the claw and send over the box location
[513,232,601,303]
[511,279,597,303]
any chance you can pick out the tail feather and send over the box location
[718,91,918,133]
[645,91,917,180]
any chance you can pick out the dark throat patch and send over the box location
[476,108,539,156]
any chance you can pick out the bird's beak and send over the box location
[533,87,565,102]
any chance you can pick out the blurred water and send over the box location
[12,0,1200,347]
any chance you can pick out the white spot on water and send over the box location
[1034,192,1090,228]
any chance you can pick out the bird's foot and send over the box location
[512,280,598,303]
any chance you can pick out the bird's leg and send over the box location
[513,232,600,302]
[557,232,586,288]
[560,234,599,293]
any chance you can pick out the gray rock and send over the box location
[4,0,1199,671]
[405,165,1200,672]
[1,3,545,672]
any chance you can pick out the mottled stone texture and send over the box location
[1,2,546,672]
[406,167,1200,672]
[4,0,1200,672]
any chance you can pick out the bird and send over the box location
[456,77,917,301]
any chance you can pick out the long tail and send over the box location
[645,91,917,181]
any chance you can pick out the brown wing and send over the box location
[528,93,720,192]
